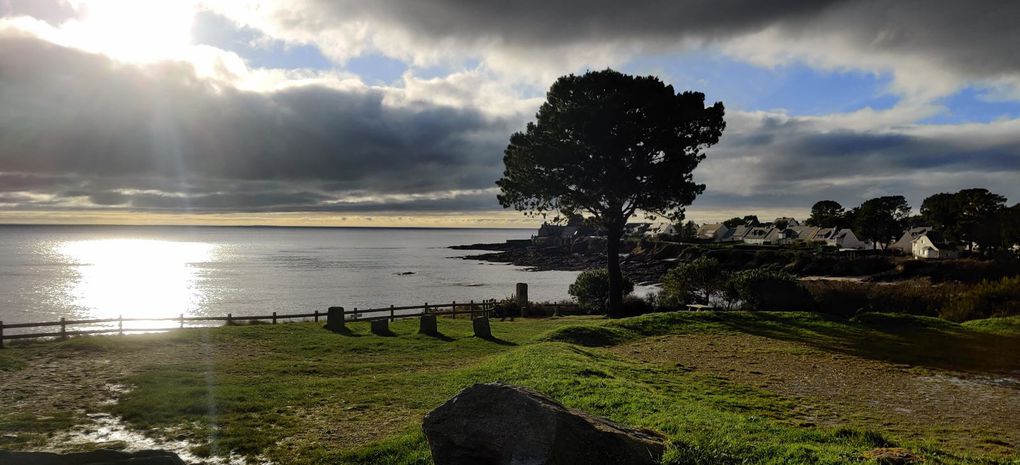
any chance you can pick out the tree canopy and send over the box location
[805,200,846,228]
[854,195,910,249]
[922,188,1008,251]
[497,69,725,315]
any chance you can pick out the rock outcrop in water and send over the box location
[0,449,186,465]
[422,383,665,465]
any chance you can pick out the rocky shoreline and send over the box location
[450,241,670,284]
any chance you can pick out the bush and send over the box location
[661,256,725,305]
[803,279,965,318]
[802,280,870,318]
[728,267,814,311]
[568,268,635,313]
[942,276,1020,322]
[866,280,962,317]
[620,295,653,317]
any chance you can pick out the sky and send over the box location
[1,0,1019,227]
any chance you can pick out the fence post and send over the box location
[424,302,429,314]
[452,301,457,319]
[353,308,358,321]
[272,312,277,324]
[0,321,4,349]
[180,314,184,329]
[60,317,67,340]
[314,310,319,322]
[118,315,123,336]
[227,313,232,326]
[470,300,475,318]
[390,305,395,322]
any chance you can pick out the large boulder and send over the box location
[0,449,185,465]
[423,383,665,465]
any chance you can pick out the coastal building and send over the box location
[728,225,752,242]
[912,232,960,259]
[891,227,932,254]
[820,228,869,250]
[696,223,731,241]
[742,226,773,245]
[625,223,653,237]
[532,221,604,246]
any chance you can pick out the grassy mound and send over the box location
[962,315,1020,336]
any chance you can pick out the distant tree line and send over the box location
[716,188,1019,254]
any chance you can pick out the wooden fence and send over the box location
[0,299,498,348]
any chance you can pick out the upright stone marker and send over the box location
[419,314,438,335]
[325,306,346,332]
[472,316,492,338]
[516,282,528,317]
[371,319,390,335]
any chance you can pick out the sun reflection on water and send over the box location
[57,239,215,321]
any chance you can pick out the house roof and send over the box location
[744,226,772,239]
[729,225,751,240]
[917,231,957,249]
[696,223,728,238]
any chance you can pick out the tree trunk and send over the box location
[606,227,624,318]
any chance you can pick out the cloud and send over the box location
[2,1,1020,222]
[0,34,522,213]
[694,110,1020,211]
[206,0,1020,99]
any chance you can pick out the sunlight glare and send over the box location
[58,239,214,322]
[64,0,196,62]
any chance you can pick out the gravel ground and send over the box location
[611,333,1020,458]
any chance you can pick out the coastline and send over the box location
[450,241,669,284]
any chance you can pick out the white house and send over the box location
[742,226,773,245]
[891,227,931,254]
[820,228,869,250]
[912,232,959,259]
[696,223,731,241]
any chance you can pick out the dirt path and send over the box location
[611,333,1020,458]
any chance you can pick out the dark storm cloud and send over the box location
[0,36,518,212]
[303,0,843,44]
[295,0,1020,81]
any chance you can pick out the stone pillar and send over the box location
[370,319,390,335]
[472,316,492,339]
[516,282,528,317]
[419,314,438,335]
[325,306,346,332]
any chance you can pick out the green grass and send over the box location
[4,312,1019,464]
[546,311,1020,373]
[963,315,1020,336]
[0,349,23,371]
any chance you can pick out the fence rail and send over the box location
[0,299,498,347]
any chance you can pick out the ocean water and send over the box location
[0,225,593,327]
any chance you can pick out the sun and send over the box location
[63,0,197,63]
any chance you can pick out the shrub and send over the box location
[620,295,653,317]
[942,276,1020,322]
[728,267,814,311]
[802,280,870,318]
[661,256,725,305]
[804,279,965,318]
[568,268,635,313]
[866,280,962,317]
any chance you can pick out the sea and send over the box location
[0,225,620,328]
